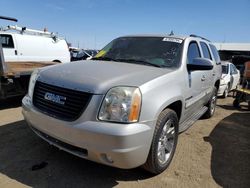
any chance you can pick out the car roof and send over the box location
[121,34,187,40]
[120,34,212,43]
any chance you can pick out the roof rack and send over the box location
[1,25,57,40]
[190,34,210,42]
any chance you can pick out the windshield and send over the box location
[222,65,228,74]
[94,37,183,68]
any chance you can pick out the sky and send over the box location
[0,0,250,49]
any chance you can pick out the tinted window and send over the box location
[0,34,14,48]
[200,42,212,60]
[187,42,201,64]
[209,44,220,64]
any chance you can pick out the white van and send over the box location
[0,27,70,63]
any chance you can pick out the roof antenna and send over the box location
[169,30,174,36]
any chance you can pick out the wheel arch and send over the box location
[52,60,61,63]
[215,79,220,90]
[162,100,182,121]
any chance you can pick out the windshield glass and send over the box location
[222,65,228,74]
[94,37,183,68]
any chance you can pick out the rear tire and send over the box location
[203,87,217,119]
[233,99,240,108]
[143,109,178,174]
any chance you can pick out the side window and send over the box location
[209,44,221,64]
[187,42,201,64]
[0,34,14,48]
[200,42,212,60]
[230,64,238,75]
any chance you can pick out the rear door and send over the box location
[199,41,214,101]
[0,34,18,62]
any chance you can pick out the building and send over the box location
[214,43,250,61]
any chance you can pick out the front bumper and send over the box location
[218,84,227,96]
[22,95,155,169]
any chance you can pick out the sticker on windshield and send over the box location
[95,50,106,58]
[162,37,183,43]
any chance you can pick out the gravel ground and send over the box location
[0,96,249,188]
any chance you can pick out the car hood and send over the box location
[38,60,172,94]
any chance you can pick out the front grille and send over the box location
[33,81,92,121]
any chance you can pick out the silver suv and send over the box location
[22,35,221,174]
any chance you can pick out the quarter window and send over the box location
[187,42,201,64]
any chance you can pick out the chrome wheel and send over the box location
[157,119,175,165]
[143,109,178,174]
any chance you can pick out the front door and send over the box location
[0,34,18,62]
[183,41,206,120]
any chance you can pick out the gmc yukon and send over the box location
[22,35,221,174]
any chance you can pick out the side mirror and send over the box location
[187,58,214,71]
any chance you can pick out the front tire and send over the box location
[203,87,217,118]
[143,109,178,174]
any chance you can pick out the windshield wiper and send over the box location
[91,56,118,62]
[116,58,162,68]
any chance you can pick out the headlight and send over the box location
[28,69,40,98]
[98,87,142,123]
[220,78,226,85]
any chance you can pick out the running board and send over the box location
[179,106,208,133]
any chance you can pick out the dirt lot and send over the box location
[0,96,249,188]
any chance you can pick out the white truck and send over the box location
[0,42,58,99]
[0,17,69,99]
[0,25,70,63]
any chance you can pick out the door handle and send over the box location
[212,73,216,76]
[14,50,17,55]
[201,75,206,81]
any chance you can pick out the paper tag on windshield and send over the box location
[162,37,183,43]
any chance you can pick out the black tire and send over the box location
[143,109,178,174]
[233,99,240,108]
[248,102,250,111]
[222,84,229,98]
[203,87,217,119]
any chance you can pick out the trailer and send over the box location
[233,61,250,110]
[0,42,57,99]
[0,16,59,99]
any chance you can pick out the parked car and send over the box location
[0,25,70,63]
[71,49,98,61]
[218,61,240,98]
[22,34,221,174]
